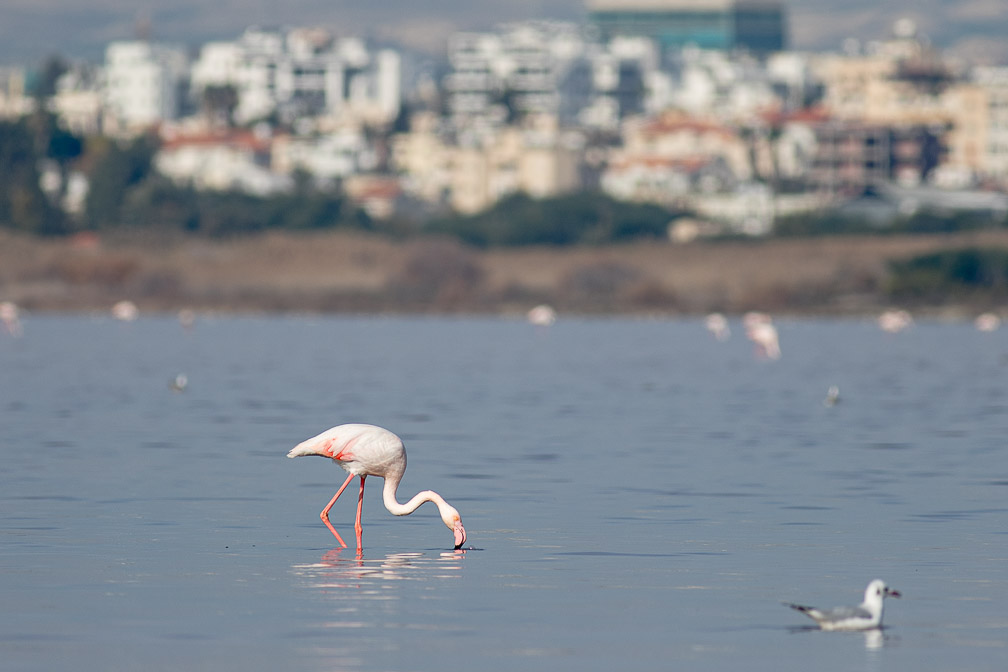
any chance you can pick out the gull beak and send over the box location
[885,588,901,598]
[453,520,467,550]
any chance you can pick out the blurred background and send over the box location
[2,0,1008,316]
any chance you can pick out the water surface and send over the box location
[2,315,1007,670]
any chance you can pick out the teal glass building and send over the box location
[587,0,786,53]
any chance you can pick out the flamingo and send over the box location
[112,300,138,322]
[1,301,22,337]
[744,312,780,359]
[974,312,1001,332]
[785,579,901,631]
[878,309,912,333]
[287,424,467,551]
[704,312,730,341]
[527,304,556,326]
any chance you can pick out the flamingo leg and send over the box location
[319,472,356,548]
[354,475,366,550]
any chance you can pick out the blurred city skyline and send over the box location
[1,0,1006,66]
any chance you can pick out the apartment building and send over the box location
[974,67,1008,183]
[443,22,662,133]
[190,28,401,127]
[103,41,188,134]
[444,22,585,130]
[392,112,583,214]
[0,67,31,118]
[811,21,992,185]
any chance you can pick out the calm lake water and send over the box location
[2,314,1007,671]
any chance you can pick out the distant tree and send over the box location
[429,191,675,247]
[0,119,66,234]
[29,54,69,100]
[775,207,1006,237]
[120,177,200,232]
[131,183,369,237]
[887,247,1008,303]
[22,110,85,216]
[84,134,158,229]
[47,125,83,164]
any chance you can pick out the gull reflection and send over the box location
[292,547,466,594]
[788,625,895,651]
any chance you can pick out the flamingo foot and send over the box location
[320,512,348,548]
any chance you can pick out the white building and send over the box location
[271,127,378,184]
[50,64,104,135]
[0,67,32,119]
[444,21,672,134]
[155,127,290,195]
[103,41,188,133]
[444,22,587,130]
[974,66,1008,184]
[666,47,778,120]
[189,28,401,127]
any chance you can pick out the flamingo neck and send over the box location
[382,475,446,517]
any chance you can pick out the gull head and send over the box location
[865,579,901,606]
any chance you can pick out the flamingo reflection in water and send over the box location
[292,547,466,593]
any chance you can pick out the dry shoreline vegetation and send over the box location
[3,229,1008,317]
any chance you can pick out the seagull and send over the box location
[785,579,901,631]
[170,373,188,392]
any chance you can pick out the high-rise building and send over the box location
[586,0,786,53]
[104,41,189,132]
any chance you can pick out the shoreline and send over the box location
[3,229,1008,318]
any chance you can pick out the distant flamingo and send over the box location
[974,312,1001,332]
[704,312,730,341]
[287,424,467,551]
[744,312,780,359]
[527,304,556,326]
[878,309,912,333]
[112,300,138,322]
[1,301,22,337]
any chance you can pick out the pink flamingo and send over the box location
[287,424,467,551]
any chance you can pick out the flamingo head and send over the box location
[440,504,466,549]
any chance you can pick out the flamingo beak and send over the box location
[453,520,466,549]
